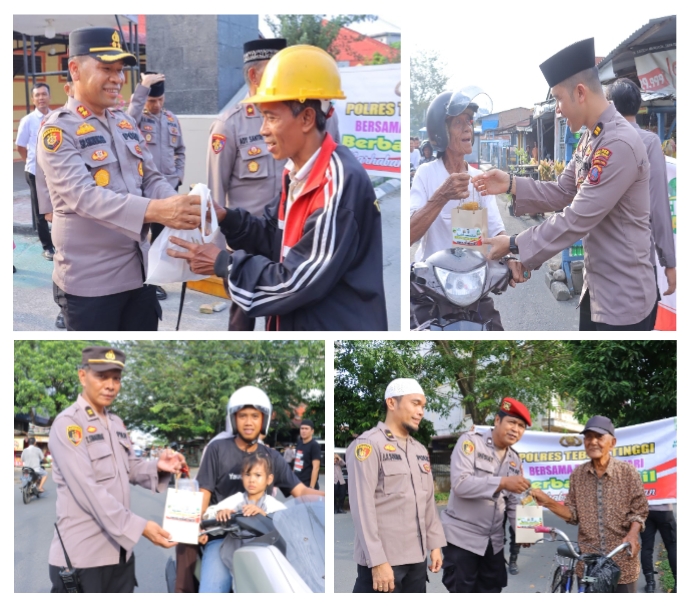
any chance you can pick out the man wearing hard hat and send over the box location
[168,45,388,331]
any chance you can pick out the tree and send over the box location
[265,15,376,60]
[560,340,677,426]
[113,340,324,444]
[411,48,449,134]
[367,41,401,65]
[14,340,109,419]
[335,340,572,446]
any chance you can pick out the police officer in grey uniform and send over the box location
[440,398,532,592]
[128,71,187,300]
[207,38,287,331]
[347,378,446,593]
[475,38,656,331]
[48,346,184,592]
[37,27,201,331]
[605,77,676,325]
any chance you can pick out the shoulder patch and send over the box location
[42,127,63,153]
[66,424,83,446]
[588,165,603,185]
[355,443,373,461]
[211,133,227,154]
[462,440,475,455]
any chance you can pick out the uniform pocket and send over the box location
[382,466,409,495]
[238,144,269,180]
[87,440,115,482]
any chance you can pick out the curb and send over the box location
[374,178,401,199]
[14,223,36,236]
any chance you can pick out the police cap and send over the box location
[69,27,137,66]
[243,38,287,64]
[499,397,532,426]
[144,71,164,97]
[81,346,126,372]
[539,38,596,88]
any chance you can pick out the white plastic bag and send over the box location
[146,183,223,284]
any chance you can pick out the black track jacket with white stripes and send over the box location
[214,135,388,331]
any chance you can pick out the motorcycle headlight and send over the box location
[434,265,486,307]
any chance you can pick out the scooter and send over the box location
[20,467,41,504]
[164,497,324,593]
[410,247,511,330]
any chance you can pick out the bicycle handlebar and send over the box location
[535,526,633,560]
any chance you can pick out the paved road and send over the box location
[334,505,662,593]
[14,467,325,593]
[13,187,401,331]
[410,194,580,331]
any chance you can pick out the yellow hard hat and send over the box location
[244,45,346,105]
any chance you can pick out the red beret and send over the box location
[499,397,531,426]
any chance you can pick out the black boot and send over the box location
[508,554,519,575]
[644,572,656,593]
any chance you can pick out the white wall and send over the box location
[177,115,216,193]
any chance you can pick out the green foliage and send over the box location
[14,340,109,418]
[658,547,675,592]
[366,41,401,65]
[561,341,677,426]
[265,15,376,60]
[434,491,449,503]
[334,340,571,446]
[411,49,449,134]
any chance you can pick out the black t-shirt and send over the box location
[293,439,321,485]
[196,438,300,506]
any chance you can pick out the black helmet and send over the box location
[426,86,493,152]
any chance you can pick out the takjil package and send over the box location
[515,504,544,544]
[451,200,489,255]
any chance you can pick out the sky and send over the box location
[411,6,680,113]
[259,14,401,39]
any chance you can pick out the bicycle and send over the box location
[534,525,631,593]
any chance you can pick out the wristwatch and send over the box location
[509,235,519,254]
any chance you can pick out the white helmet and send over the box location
[227,386,272,436]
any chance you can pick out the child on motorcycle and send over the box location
[198,453,286,592]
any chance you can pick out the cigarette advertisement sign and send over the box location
[334,64,401,178]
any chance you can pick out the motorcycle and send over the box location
[410,247,512,330]
[20,467,42,504]
[165,496,324,593]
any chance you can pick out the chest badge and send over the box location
[245,104,256,117]
[76,123,96,136]
[509,460,517,467]
[87,426,97,433]
[91,150,108,162]
[248,160,259,173]
[248,146,262,156]
[138,161,143,177]
[141,125,154,132]
[462,440,475,455]
[384,444,396,452]
[166,113,175,123]
[94,169,110,187]
[423,463,431,473]
[76,105,91,118]
[172,136,178,145]
[66,424,83,446]
[170,127,179,135]
[134,144,143,155]
[211,134,227,154]
[118,120,133,130]
[145,133,153,142]
[42,127,63,153]
[355,443,372,461]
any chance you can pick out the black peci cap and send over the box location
[243,38,287,64]
[300,419,315,429]
[69,27,137,66]
[539,38,596,88]
[144,71,164,97]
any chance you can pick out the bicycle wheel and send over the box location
[551,567,566,593]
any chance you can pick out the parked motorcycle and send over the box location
[165,496,324,593]
[20,467,42,504]
[411,247,511,330]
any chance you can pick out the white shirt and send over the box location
[204,491,287,519]
[410,148,421,168]
[16,108,47,175]
[410,159,505,261]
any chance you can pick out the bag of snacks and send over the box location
[451,199,489,254]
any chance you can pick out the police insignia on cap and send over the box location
[111,30,121,48]
[91,150,108,161]
[87,426,97,434]
[503,401,512,411]
[145,133,152,142]
[76,123,96,136]
[248,146,261,156]
[384,444,396,452]
[355,443,372,461]
[42,127,63,152]
[384,429,395,440]
[248,161,259,173]
[245,104,255,117]
[593,123,603,137]
[94,169,110,187]
[462,440,475,455]
[76,105,91,118]
[212,134,226,154]
[67,424,83,446]
[138,161,143,177]
[105,350,116,360]
[118,120,133,130]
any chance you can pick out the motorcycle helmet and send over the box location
[227,386,272,437]
[426,86,493,152]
